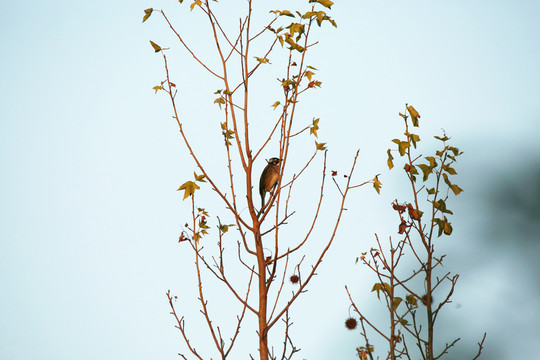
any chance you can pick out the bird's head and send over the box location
[267,157,281,166]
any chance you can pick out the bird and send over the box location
[259,157,281,211]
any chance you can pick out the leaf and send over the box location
[397,140,410,156]
[371,283,382,299]
[152,85,162,94]
[443,173,463,195]
[142,8,153,23]
[387,149,394,170]
[444,221,453,235]
[271,101,281,109]
[309,0,334,9]
[214,97,226,108]
[194,172,206,182]
[305,70,315,81]
[407,203,422,221]
[255,56,270,64]
[407,105,421,126]
[315,141,327,151]
[433,199,453,214]
[443,164,458,175]
[149,40,162,53]
[425,156,437,167]
[284,37,304,52]
[410,133,420,148]
[270,9,295,17]
[392,297,403,311]
[372,175,382,194]
[417,164,433,182]
[434,135,449,142]
[406,294,418,306]
[190,0,202,11]
[310,118,319,137]
[177,181,200,199]
[287,23,305,37]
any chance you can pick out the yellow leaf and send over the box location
[305,70,315,81]
[271,101,281,109]
[387,149,394,170]
[149,40,162,53]
[152,86,162,94]
[177,181,200,200]
[407,105,421,126]
[373,175,382,194]
[194,172,206,182]
[214,97,226,109]
[142,8,153,23]
[190,0,202,11]
[310,118,320,137]
[310,0,334,9]
[315,141,327,151]
[255,56,270,64]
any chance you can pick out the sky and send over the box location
[1,0,539,359]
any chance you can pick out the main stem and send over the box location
[255,229,269,360]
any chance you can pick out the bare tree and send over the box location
[143,1,376,359]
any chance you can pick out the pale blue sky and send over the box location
[1,1,539,359]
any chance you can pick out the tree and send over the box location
[345,106,486,360]
[143,1,376,359]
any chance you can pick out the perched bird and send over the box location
[259,157,281,211]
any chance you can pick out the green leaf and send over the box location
[177,181,200,199]
[149,40,162,53]
[426,187,436,195]
[142,8,153,23]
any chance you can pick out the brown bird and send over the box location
[259,157,281,211]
